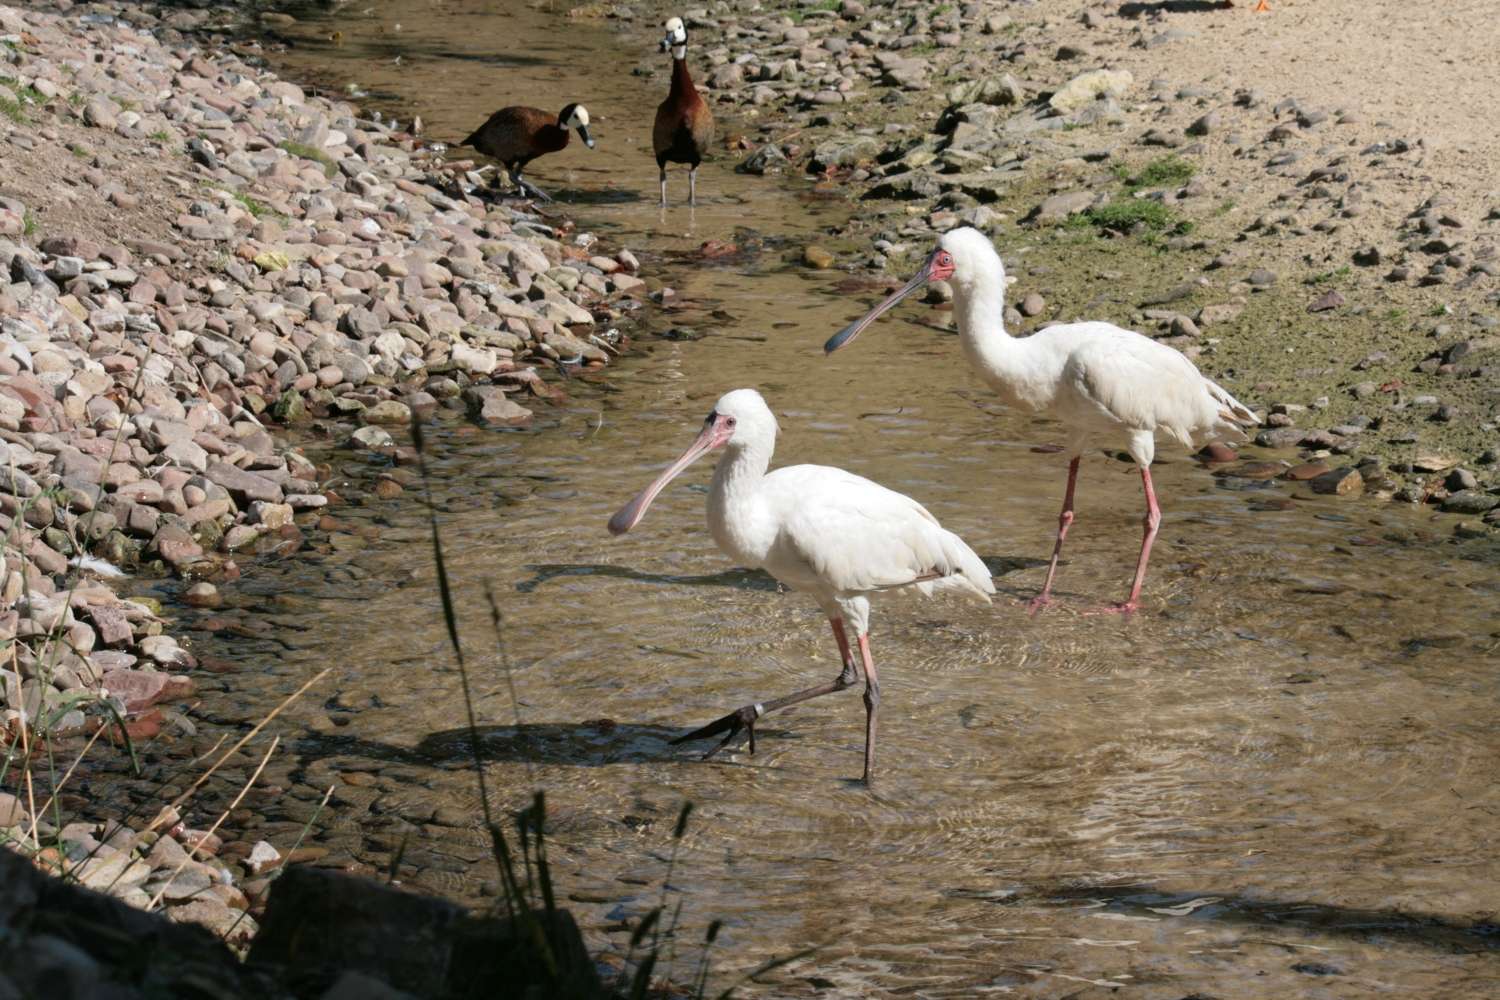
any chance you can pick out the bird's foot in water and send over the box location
[1025,593,1058,616]
[1083,599,1141,617]
[670,704,760,759]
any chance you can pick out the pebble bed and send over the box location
[0,0,644,943]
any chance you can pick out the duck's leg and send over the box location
[688,165,699,207]
[857,634,880,786]
[512,169,553,203]
[1028,455,1081,614]
[659,166,669,208]
[671,619,860,758]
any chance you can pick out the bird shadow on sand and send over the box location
[953,882,1500,955]
[291,720,775,770]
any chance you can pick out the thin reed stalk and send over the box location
[145,735,280,910]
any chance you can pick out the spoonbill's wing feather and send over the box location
[1062,327,1247,447]
[761,465,993,599]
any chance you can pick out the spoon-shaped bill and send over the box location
[822,253,936,355]
[607,421,724,535]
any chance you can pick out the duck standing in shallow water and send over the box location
[653,16,714,207]
[460,103,595,201]
[608,389,994,785]
[824,228,1257,615]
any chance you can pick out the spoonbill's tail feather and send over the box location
[1206,378,1257,438]
[919,529,996,602]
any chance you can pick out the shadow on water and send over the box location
[515,563,782,594]
[292,721,756,769]
[271,33,551,71]
[464,186,651,209]
[514,556,1041,595]
[985,883,1500,955]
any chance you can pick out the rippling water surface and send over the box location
[176,3,1500,994]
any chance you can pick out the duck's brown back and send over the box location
[463,106,565,164]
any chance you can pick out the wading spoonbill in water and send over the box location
[824,227,1256,614]
[608,389,994,784]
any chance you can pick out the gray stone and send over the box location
[811,136,880,170]
[82,97,119,129]
[205,461,283,504]
[1049,69,1133,113]
[947,74,1023,107]
[1440,490,1499,514]
[1031,190,1094,223]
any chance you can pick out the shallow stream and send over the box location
[164,3,1500,994]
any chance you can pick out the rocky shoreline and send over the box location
[1,0,645,943]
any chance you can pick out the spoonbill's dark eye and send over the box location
[725,416,737,427]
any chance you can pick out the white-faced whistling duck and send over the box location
[653,17,715,207]
[461,103,595,202]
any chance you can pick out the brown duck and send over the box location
[461,103,594,202]
[653,17,714,207]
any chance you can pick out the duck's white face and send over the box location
[661,16,687,52]
[560,103,596,148]
[607,389,776,535]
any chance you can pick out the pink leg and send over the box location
[830,619,853,667]
[857,634,879,786]
[1029,456,1081,614]
[1092,464,1161,615]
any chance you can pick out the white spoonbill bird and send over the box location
[607,388,994,784]
[824,228,1257,614]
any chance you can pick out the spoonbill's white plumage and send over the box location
[608,388,993,784]
[824,227,1256,614]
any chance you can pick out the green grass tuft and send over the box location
[1112,154,1197,191]
[278,140,337,178]
[1307,265,1353,285]
[1069,197,1181,235]
[22,211,38,237]
[786,0,839,21]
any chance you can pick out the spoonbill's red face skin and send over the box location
[929,249,956,283]
[607,410,736,535]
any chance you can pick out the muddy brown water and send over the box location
[152,2,1500,995]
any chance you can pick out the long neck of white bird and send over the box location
[710,437,772,506]
[954,263,1014,358]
